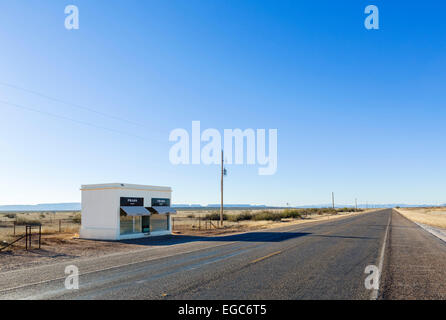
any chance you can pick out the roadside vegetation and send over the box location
[204,208,362,222]
[15,217,41,226]
[0,211,82,244]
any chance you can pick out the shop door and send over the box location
[142,216,150,233]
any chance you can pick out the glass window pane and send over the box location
[120,215,134,235]
[150,214,169,232]
[133,216,142,233]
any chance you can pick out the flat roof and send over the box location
[81,183,172,192]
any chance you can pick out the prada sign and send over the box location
[120,197,144,206]
[151,198,170,207]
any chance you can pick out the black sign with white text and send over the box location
[151,198,170,206]
[120,197,144,206]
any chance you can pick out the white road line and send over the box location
[370,209,391,300]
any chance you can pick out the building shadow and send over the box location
[119,232,312,246]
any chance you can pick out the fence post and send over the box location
[13,220,16,236]
[25,226,28,250]
[199,216,201,230]
[172,217,175,231]
[39,225,41,249]
[59,219,61,233]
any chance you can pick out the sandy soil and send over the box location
[0,209,373,273]
[0,233,154,272]
[396,207,446,229]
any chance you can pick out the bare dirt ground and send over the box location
[0,233,152,272]
[396,207,446,229]
[0,209,372,273]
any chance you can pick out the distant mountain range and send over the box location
[0,203,81,212]
[0,202,444,212]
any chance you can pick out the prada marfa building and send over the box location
[79,183,176,240]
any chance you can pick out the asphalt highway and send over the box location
[0,209,444,300]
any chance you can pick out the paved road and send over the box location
[0,209,444,300]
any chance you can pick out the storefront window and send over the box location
[120,215,143,235]
[120,215,134,234]
[120,214,168,235]
[133,216,142,233]
[150,214,169,232]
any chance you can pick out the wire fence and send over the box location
[0,218,80,242]
[172,216,221,231]
[0,225,42,251]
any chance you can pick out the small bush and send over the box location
[4,213,16,219]
[72,213,81,224]
[251,210,282,221]
[336,207,355,213]
[204,211,228,221]
[15,217,41,226]
[228,211,253,222]
[282,209,303,219]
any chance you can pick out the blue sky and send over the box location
[0,1,445,206]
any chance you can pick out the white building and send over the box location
[79,183,176,240]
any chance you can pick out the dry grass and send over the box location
[0,211,80,221]
[0,211,80,243]
[397,207,446,229]
[173,208,372,235]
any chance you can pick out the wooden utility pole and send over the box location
[332,192,335,209]
[220,150,224,227]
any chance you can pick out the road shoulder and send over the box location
[394,208,446,243]
[380,210,446,299]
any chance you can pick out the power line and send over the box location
[0,99,161,143]
[0,81,147,128]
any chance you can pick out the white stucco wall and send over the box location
[79,183,172,240]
